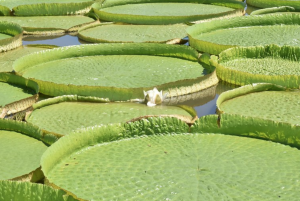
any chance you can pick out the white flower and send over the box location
[143,88,166,107]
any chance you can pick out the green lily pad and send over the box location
[217,83,300,125]
[26,95,196,136]
[0,0,94,16]
[250,6,296,15]
[14,43,218,101]
[0,181,77,201]
[0,45,57,73]
[0,16,97,35]
[247,0,300,11]
[78,23,188,43]
[0,119,48,181]
[0,73,38,116]
[41,117,300,200]
[0,21,22,52]
[187,13,300,55]
[210,45,300,88]
[93,1,245,24]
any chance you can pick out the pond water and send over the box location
[21,4,256,117]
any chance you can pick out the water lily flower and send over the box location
[143,88,166,107]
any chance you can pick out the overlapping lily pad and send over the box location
[250,6,296,15]
[187,13,300,55]
[247,0,300,11]
[210,45,300,88]
[0,45,57,72]
[93,1,245,25]
[217,83,300,125]
[26,95,196,136]
[0,16,97,35]
[0,119,48,181]
[78,23,188,43]
[41,116,300,200]
[0,181,77,201]
[0,21,22,52]
[14,43,219,101]
[0,0,95,16]
[0,73,38,117]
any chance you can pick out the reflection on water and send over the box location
[23,34,83,46]
[22,34,239,117]
[164,85,217,107]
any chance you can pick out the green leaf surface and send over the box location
[99,0,245,8]
[41,118,300,200]
[0,33,11,40]
[211,45,300,88]
[193,114,300,149]
[0,0,94,16]
[0,5,10,15]
[0,0,92,9]
[95,2,244,24]
[0,82,35,107]
[0,21,23,52]
[0,181,77,201]
[27,97,194,136]
[247,0,300,11]
[187,13,300,54]
[78,23,188,43]
[0,45,57,73]
[217,84,300,125]
[0,130,47,180]
[0,73,38,115]
[21,55,204,87]
[14,43,218,100]
[250,6,295,15]
[0,16,96,34]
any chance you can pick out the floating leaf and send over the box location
[14,43,218,101]
[26,95,195,136]
[187,13,300,55]
[0,16,97,35]
[78,23,188,43]
[0,119,48,181]
[210,44,300,88]
[0,21,22,52]
[93,1,245,24]
[217,83,300,125]
[0,73,38,116]
[41,116,300,200]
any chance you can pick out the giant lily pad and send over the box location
[26,95,196,136]
[78,23,188,43]
[99,0,245,8]
[0,45,57,73]
[217,83,300,125]
[41,116,300,200]
[0,119,48,181]
[0,73,38,117]
[247,0,300,11]
[0,21,22,52]
[93,1,245,25]
[0,16,97,35]
[0,181,77,201]
[210,45,300,88]
[187,13,300,55]
[0,0,95,16]
[13,43,219,101]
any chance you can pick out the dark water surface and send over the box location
[21,4,258,117]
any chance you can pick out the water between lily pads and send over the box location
[22,34,238,118]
